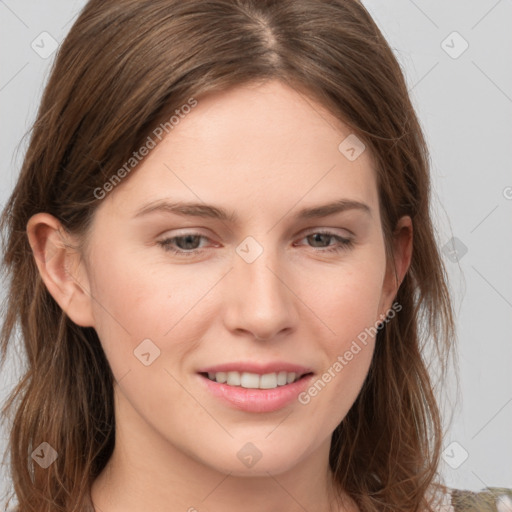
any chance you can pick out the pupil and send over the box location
[178,235,199,250]
[309,233,329,247]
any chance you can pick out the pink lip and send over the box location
[197,361,313,375]
[197,371,315,413]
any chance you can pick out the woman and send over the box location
[1,1,509,511]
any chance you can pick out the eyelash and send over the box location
[157,230,354,257]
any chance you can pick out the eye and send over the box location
[157,232,211,257]
[157,229,354,258]
[297,230,354,253]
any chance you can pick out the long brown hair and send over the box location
[0,1,457,510]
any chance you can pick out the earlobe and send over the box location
[26,213,95,328]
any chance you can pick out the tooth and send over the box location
[226,371,241,386]
[210,370,302,388]
[277,371,287,386]
[260,373,278,389]
[240,372,260,388]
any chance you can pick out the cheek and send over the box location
[298,271,382,432]
[306,251,386,343]
[300,345,374,439]
[85,254,208,430]
[86,247,222,381]
[297,252,385,413]
[88,244,199,334]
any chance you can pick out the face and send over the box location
[68,80,405,476]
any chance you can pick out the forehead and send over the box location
[101,80,379,222]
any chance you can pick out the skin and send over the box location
[27,80,412,512]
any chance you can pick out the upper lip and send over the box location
[197,361,314,376]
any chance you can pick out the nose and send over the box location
[222,242,299,341]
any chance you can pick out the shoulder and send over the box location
[445,487,512,512]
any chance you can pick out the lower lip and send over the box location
[198,373,314,413]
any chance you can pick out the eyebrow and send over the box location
[133,198,372,222]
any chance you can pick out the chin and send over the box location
[216,457,301,477]
[197,439,311,477]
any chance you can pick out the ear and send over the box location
[26,213,95,328]
[377,215,413,321]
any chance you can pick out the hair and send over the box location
[0,1,457,511]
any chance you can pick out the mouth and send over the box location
[199,370,313,390]
[196,365,315,413]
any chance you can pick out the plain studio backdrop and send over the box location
[1,0,511,506]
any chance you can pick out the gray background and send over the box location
[1,0,511,507]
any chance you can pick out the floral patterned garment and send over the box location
[449,487,512,512]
